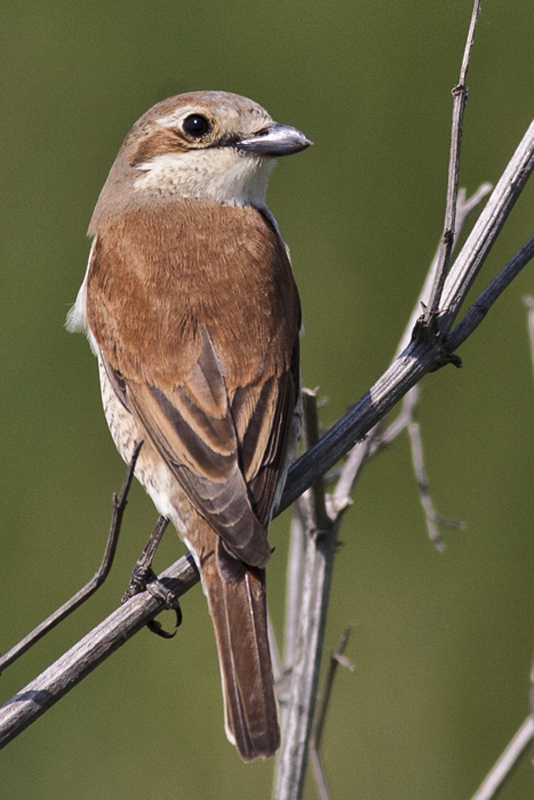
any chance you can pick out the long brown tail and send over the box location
[194,519,280,761]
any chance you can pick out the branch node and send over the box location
[451,82,468,100]
[443,227,455,247]
[410,317,462,370]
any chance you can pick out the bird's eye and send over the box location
[182,114,211,138]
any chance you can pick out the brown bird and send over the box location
[67,90,311,761]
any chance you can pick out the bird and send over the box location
[67,90,311,761]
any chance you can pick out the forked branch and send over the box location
[424,0,481,324]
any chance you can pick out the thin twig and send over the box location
[268,612,283,685]
[398,183,491,360]
[331,438,369,517]
[523,296,534,386]
[407,421,467,551]
[310,624,355,800]
[381,185,489,549]
[0,553,199,748]
[469,716,534,800]
[425,0,481,324]
[281,152,534,516]
[446,233,534,352]
[439,119,534,334]
[273,178,529,795]
[365,184,492,503]
[282,512,306,674]
[282,130,532,512]
[0,442,143,674]
[473,309,534,797]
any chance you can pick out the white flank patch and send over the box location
[66,237,99,354]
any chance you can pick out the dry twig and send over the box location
[280,117,534,513]
[464,301,534,798]
[274,390,341,800]
[273,182,489,798]
[310,624,355,800]
[0,442,143,674]
[469,716,534,800]
[524,296,534,383]
[0,554,199,748]
[424,0,481,324]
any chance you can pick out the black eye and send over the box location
[182,114,211,138]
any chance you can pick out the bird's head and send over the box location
[90,91,312,228]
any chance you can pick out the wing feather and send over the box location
[87,201,300,568]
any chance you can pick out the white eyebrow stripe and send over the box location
[155,107,199,127]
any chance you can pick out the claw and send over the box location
[146,579,183,637]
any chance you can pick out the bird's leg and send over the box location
[122,516,182,637]
[122,515,169,599]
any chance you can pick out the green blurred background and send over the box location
[1,1,534,798]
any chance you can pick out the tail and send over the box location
[194,520,280,761]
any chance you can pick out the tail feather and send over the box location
[195,520,280,761]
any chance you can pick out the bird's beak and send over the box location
[237,123,313,156]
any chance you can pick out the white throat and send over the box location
[133,148,275,207]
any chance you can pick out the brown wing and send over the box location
[231,342,299,526]
[87,200,300,567]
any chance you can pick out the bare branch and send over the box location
[0,554,199,749]
[331,438,369,516]
[301,389,330,531]
[469,716,534,800]
[523,295,534,385]
[273,516,341,800]
[368,183,489,550]
[310,624,354,800]
[282,513,306,674]
[397,183,491,360]
[268,613,283,685]
[407,420,467,551]
[281,136,533,521]
[408,418,446,550]
[274,391,340,800]
[425,0,481,322]
[0,442,143,674]
[439,120,534,334]
[273,178,491,796]
[446,233,534,352]
[281,130,534,516]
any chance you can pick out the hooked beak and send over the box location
[237,123,313,156]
